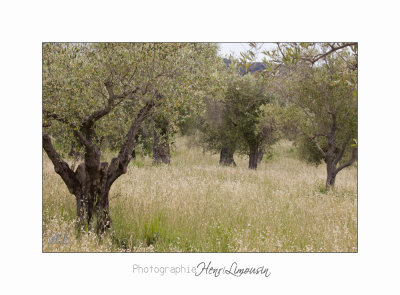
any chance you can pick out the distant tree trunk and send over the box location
[219,146,236,166]
[324,145,357,190]
[153,129,170,165]
[249,145,258,170]
[325,158,337,189]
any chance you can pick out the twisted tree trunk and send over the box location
[325,147,357,190]
[73,162,111,232]
[325,157,337,189]
[248,145,258,170]
[219,146,236,166]
[43,100,155,234]
[307,111,357,190]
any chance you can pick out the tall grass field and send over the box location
[42,138,357,252]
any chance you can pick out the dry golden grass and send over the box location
[43,138,357,252]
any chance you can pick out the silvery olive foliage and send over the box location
[262,42,358,188]
[43,43,224,154]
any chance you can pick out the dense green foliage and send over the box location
[43,43,224,155]
[198,60,281,168]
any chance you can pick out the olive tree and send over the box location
[301,65,356,189]
[260,42,358,189]
[199,96,240,166]
[276,61,357,189]
[223,75,275,169]
[199,56,280,170]
[43,43,220,233]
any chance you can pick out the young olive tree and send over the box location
[274,57,357,189]
[43,43,220,233]
[262,42,358,189]
[300,65,357,189]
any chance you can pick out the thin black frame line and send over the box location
[42,41,358,254]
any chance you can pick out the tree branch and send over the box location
[305,42,357,65]
[333,136,351,166]
[275,42,357,67]
[276,43,288,63]
[335,148,357,174]
[43,111,91,147]
[82,82,139,133]
[106,100,156,187]
[326,106,337,138]
[43,133,78,194]
[302,132,326,157]
[297,103,317,130]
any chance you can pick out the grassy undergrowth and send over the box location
[43,138,357,252]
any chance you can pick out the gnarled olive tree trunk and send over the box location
[324,142,357,190]
[248,145,264,170]
[43,99,155,234]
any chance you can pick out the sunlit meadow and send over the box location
[42,138,357,252]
